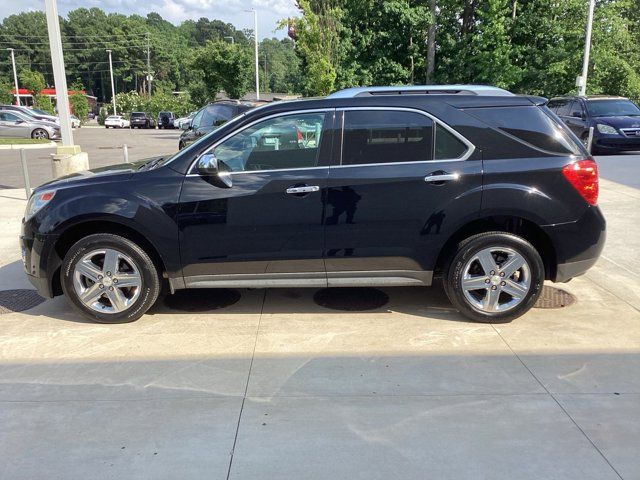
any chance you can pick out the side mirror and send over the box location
[181,121,191,130]
[196,153,232,188]
[15,120,24,124]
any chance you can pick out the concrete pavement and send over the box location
[0,178,638,479]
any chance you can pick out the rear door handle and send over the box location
[286,185,320,194]
[424,172,460,183]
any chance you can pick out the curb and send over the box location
[0,142,57,151]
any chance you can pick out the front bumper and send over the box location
[543,205,606,282]
[21,222,60,298]
[594,134,640,151]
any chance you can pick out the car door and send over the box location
[564,100,588,136]
[324,107,481,286]
[0,112,31,138]
[177,109,335,287]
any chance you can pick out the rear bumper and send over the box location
[542,205,606,283]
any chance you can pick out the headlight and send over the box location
[596,123,618,134]
[25,190,56,221]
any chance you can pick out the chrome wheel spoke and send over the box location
[500,253,526,278]
[103,249,120,275]
[75,261,102,282]
[80,283,103,304]
[476,250,498,275]
[106,287,127,312]
[114,273,141,288]
[462,276,489,291]
[502,279,529,299]
[482,287,501,312]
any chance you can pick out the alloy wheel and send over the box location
[72,248,142,314]
[460,246,531,313]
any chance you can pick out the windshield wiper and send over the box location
[139,157,164,171]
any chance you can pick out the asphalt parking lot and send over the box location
[0,125,181,189]
[0,132,638,478]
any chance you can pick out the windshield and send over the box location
[32,108,49,116]
[131,112,145,118]
[587,99,640,117]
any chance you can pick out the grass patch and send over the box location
[0,138,52,145]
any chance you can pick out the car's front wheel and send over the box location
[61,233,161,323]
[444,232,544,323]
[31,128,49,139]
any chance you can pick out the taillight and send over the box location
[296,127,303,142]
[562,159,599,206]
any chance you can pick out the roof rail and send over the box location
[327,85,514,98]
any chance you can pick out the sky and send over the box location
[0,0,299,39]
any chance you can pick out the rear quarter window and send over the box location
[465,106,580,155]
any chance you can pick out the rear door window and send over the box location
[341,110,433,165]
[555,100,572,117]
[466,106,580,155]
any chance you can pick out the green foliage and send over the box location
[191,41,252,99]
[69,80,89,121]
[98,107,108,125]
[19,70,45,98]
[112,90,195,118]
[0,77,13,104]
[34,95,55,115]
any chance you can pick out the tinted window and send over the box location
[202,104,237,127]
[213,112,326,172]
[569,101,584,117]
[0,112,20,122]
[435,124,468,159]
[555,100,572,116]
[130,112,145,118]
[467,106,580,155]
[586,99,640,117]
[342,110,433,165]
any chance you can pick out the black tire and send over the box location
[31,128,49,139]
[61,233,161,323]
[444,232,544,323]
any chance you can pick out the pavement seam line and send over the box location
[583,275,640,314]
[490,324,625,480]
[225,289,266,480]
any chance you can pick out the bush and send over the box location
[98,107,108,125]
[34,95,55,115]
[69,80,89,121]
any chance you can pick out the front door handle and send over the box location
[286,185,320,194]
[424,172,460,184]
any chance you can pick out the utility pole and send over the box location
[246,9,259,100]
[578,0,595,96]
[146,32,152,96]
[45,0,88,178]
[6,48,20,106]
[44,0,73,146]
[106,49,117,115]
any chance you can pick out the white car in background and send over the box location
[104,115,130,128]
[70,115,81,128]
[174,111,195,129]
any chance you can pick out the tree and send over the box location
[69,80,89,121]
[192,41,252,99]
[0,77,13,104]
[18,70,55,113]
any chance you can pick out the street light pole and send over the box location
[44,0,73,146]
[246,9,259,100]
[106,49,117,115]
[579,0,595,96]
[6,48,20,106]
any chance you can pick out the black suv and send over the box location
[21,85,605,324]
[129,112,156,129]
[178,100,263,150]
[547,95,640,154]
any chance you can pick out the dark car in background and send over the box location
[178,100,265,149]
[157,111,176,129]
[129,112,156,129]
[21,85,605,324]
[547,95,640,154]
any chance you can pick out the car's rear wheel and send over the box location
[61,233,161,323]
[444,232,544,323]
[31,128,49,139]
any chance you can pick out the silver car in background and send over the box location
[0,110,61,140]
